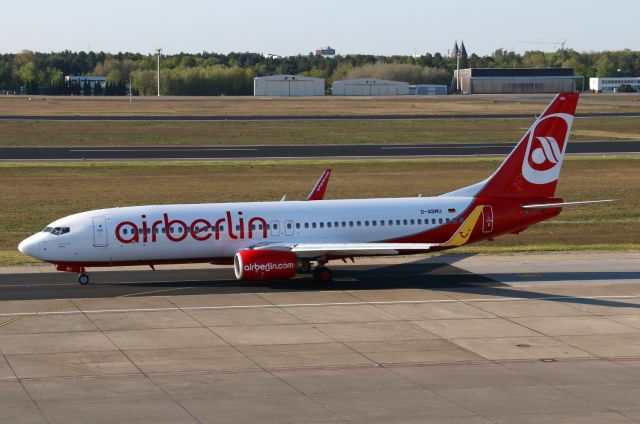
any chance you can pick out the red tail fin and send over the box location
[477,93,579,199]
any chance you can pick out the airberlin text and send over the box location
[115,211,267,244]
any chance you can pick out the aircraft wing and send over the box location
[306,169,332,201]
[252,205,484,258]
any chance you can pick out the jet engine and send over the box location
[234,249,297,281]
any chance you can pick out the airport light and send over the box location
[156,48,162,96]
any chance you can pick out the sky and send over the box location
[3,0,638,56]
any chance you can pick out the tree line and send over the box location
[1,49,639,95]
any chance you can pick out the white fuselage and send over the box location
[20,196,475,265]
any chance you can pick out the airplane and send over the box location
[18,93,611,285]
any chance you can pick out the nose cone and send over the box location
[18,235,40,259]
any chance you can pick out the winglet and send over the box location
[306,169,332,201]
[441,205,484,247]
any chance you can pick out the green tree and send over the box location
[93,81,103,95]
[595,55,616,77]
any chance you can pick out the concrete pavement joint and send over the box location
[1,294,639,318]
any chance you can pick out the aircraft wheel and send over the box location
[313,267,333,283]
[78,274,90,285]
[297,259,312,274]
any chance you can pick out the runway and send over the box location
[3,140,640,161]
[1,111,640,122]
[2,253,640,423]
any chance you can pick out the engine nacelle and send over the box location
[234,249,297,281]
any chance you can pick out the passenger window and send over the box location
[403,219,408,225]
[431,219,436,224]
[220,225,225,232]
[146,228,151,234]
[312,223,316,229]
[410,219,415,225]
[327,222,332,228]
[178,227,183,233]
[170,227,174,234]
[252,224,256,231]
[304,223,309,229]
[439,218,443,224]
[296,223,300,229]
[235,225,240,231]
[334,222,339,227]
[342,222,346,227]
[273,223,278,229]
[364,221,369,226]
[380,220,384,226]
[372,221,377,226]
[320,222,324,228]
[417,219,422,225]
[154,228,159,234]
[349,221,354,227]
[286,223,292,229]
[396,220,401,225]
[446,218,450,223]
[357,221,361,227]
[123,229,128,235]
[162,228,166,233]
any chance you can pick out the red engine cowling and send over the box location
[234,250,297,281]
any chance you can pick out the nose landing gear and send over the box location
[78,273,90,285]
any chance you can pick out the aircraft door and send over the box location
[92,216,109,247]
[284,220,294,236]
[482,206,494,234]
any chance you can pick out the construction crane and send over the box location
[517,40,567,50]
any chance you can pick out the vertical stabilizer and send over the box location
[445,93,579,199]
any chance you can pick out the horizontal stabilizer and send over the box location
[522,199,616,209]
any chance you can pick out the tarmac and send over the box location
[2,140,640,162]
[2,252,640,423]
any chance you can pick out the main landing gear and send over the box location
[78,273,90,285]
[313,266,333,283]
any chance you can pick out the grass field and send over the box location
[2,157,638,265]
[1,93,640,117]
[1,117,639,147]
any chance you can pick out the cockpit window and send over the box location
[42,227,53,233]
[50,227,70,235]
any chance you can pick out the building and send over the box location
[331,79,409,96]
[65,75,106,90]
[315,46,336,57]
[254,75,324,96]
[590,77,640,93]
[453,68,575,94]
[409,84,448,96]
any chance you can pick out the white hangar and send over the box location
[331,78,410,96]
[254,75,325,96]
